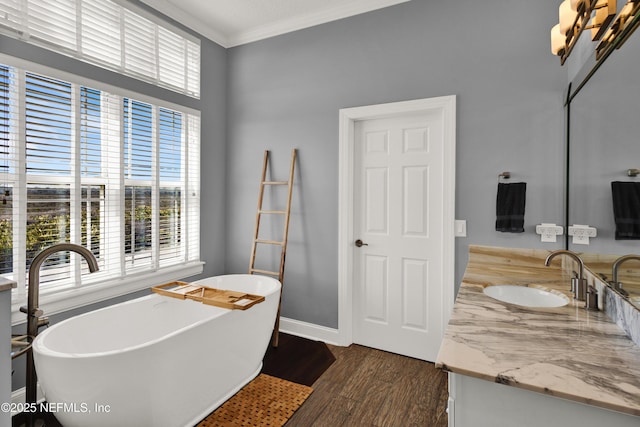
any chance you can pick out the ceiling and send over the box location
[140,0,411,47]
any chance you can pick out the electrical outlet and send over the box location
[535,224,563,243]
[568,225,597,245]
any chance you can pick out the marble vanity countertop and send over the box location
[0,277,16,292]
[435,245,640,417]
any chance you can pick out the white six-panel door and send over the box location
[352,109,449,362]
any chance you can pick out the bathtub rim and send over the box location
[33,274,281,359]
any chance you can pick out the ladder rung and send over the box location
[259,210,287,214]
[250,268,280,277]
[263,181,289,185]
[255,239,284,245]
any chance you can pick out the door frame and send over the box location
[337,96,457,347]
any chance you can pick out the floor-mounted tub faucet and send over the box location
[611,254,640,298]
[22,243,99,406]
[544,250,587,302]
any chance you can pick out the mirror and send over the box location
[568,10,640,309]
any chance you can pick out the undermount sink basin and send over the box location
[483,285,569,308]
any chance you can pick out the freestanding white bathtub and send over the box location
[32,274,281,427]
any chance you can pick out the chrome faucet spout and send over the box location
[544,249,587,302]
[611,254,640,293]
[544,249,585,281]
[25,243,99,405]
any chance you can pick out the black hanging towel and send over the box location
[611,181,640,239]
[495,182,526,233]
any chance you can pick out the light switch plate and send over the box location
[455,220,467,237]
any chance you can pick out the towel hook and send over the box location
[627,168,640,177]
[498,171,511,182]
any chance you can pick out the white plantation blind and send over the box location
[0,65,12,276]
[186,41,199,97]
[0,59,201,305]
[159,27,184,90]
[158,108,182,264]
[124,98,153,180]
[27,0,77,52]
[159,107,182,181]
[0,65,11,177]
[80,0,121,68]
[24,72,73,285]
[79,87,122,277]
[123,97,153,269]
[123,9,156,81]
[185,113,199,262]
[0,0,201,98]
[0,0,21,30]
[79,87,102,177]
[25,73,72,175]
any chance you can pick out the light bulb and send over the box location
[551,24,565,55]
[570,0,584,11]
[560,0,578,34]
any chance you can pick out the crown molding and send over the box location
[140,0,231,47]
[141,0,410,48]
[226,0,411,47]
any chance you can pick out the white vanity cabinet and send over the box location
[438,247,640,427]
[448,373,640,427]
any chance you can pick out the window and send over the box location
[0,59,201,316]
[0,66,11,275]
[0,0,201,98]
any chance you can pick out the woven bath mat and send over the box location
[197,374,313,427]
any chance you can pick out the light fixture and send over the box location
[590,0,618,40]
[551,24,565,55]
[559,0,579,35]
[550,0,617,64]
[596,0,640,59]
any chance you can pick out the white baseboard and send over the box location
[279,317,343,346]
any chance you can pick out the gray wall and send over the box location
[225,0,567,329]
[7,0,570,392]
[7,0,228,391]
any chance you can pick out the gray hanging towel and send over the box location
[495,182,526,233]
[611,181,640,239]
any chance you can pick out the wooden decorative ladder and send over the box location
[248,149,297,347]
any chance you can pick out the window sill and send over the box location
[10,262,204,326]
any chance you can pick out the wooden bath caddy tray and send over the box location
[151,281,265,310]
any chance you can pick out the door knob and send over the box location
[355,239,368,247]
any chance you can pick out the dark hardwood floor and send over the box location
[286,343,449,427]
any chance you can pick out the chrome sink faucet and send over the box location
[611,254,640,297]
[22,243,99,405]
[544,250,587,301]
